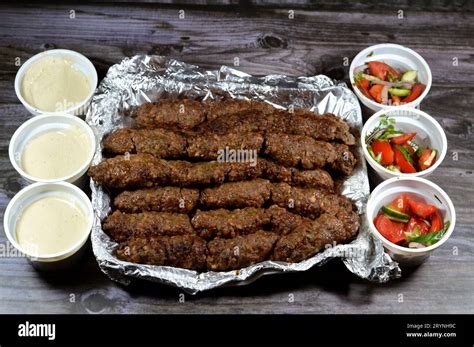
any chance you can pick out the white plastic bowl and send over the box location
[3,182,93,270]
[9,113,96,187]
[361,107,447,182]
[367,177,455,266]
[14,49,98,116]
[349,43,432,113]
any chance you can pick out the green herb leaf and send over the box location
[412,221,450,246]
[354,72,364,82]
[405,227,421,242]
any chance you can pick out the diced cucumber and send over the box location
[386,165,401,173]
[401,70,417,82]
[388,88,411,97]
[381,205,410,223]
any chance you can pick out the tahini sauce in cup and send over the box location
[20,55,91,112]
[16,196,88,256]
[21,125,91,180]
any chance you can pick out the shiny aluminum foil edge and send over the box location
[86,55,401,294]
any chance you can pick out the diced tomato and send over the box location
[393,146,417,173]
[405,217,429,235]
[418,148,437,171]
[391,95,401,105]
[388,193,410,214]
[371,140,394,165]
[407,199,437,219]
[429,212,444,233]
[402,83,426,103]
[369,84,384,103]
[391,132,417,145]
[387,66,401,81]
[374,214,406,244]
[368,61,399,81]
[356,80,373,100]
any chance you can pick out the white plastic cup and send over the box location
[9,113,96,187]
[14,49,98,116]
[361,107,447,182]
[349,43,432,114]
[366,176,455,267]
[3,182,94,271]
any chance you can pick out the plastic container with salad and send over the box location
[374,193,449,249]
[350,43,431,113]
[353,61,426,106]
[361,108,447,181]
[367,177,455,267]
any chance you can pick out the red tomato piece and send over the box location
[369,84,384,103]
[402,83,426,103]
[374,214,406,244]
[388,193,410,214]
[391,132,417,145]
[429,212,444,233]
[387,66,401,80]
[418,148,437,171]
[356,80,373,100]
[393,146,417,173]
[405,217,429,235]
[371,140,394,165]
[368,61,395,81]
[407,199,437,219]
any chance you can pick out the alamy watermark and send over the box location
[217,146,258,167]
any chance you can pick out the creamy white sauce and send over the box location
[21,56,90,112]
[21,125,91,179]
[16,196,88,256]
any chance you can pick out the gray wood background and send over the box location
[0,1,472,314]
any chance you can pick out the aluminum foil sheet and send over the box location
[86,55,401,294]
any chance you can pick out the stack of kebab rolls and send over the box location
[88,99,360,272]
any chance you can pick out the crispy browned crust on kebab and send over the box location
[262,158,335,191]
[191,207,271,239]
[102,210,193,242]
[191,205,306,240]
[88,154,264,189]
[114,186,199,213]
[206,231,279,271]
[199,179,272,209]
[186,132,264,160]
[134,99,207,130]
[87,154,170,189]
[273,209,360,263]
[264,133,338,170]
[102,128,187,158]
[269,182,353,219]
[116,234,207,271]
[88,155,339,192]
[328,143,357,176]
[133,99,355,145]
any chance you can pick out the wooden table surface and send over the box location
[0,1,473,314]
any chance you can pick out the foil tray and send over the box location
[86,55,401,294]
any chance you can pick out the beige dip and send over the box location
[21,56,90,112]
[16,196,88,256]
[21,125,91,179]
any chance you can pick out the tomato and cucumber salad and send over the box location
[365,115,437,173]
[374,193,449,248]
[353,61,426,105]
